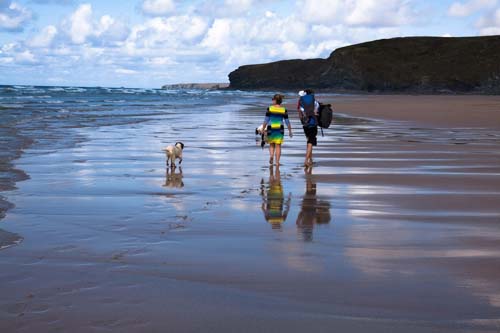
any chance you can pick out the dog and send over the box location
[162,142,184,167]
[255,124,268,149]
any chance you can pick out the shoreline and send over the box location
[0,126,32,249]
[224,86,500,96]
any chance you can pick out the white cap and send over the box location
[298,90,306,97]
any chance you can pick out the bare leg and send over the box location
[275,144,282,165]
[269,143,275,164]
[305,143,313,166]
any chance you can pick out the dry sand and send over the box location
[317,94,500,128]
[1,95,499,332]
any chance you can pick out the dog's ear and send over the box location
[176,142,184,149]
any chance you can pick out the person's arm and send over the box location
[284,110,293,138]
[262,108,270,128]
[297,99,303,120]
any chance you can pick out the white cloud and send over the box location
[66,3,93,44]
[115,68,138,74]
[0,1,32,31]
[448,0,497,17]
[477,7,500,34]
[141,0,175,16]
[346,0,415,27]
[146,56,177,66]
[27,25,58,48]
[62,4,129,45]
[201,18,239,50]
[196,0,256,18]
[220,0,253,16]
[127,15,208,51]
[300,0,346,24]
[94,15,130,42]
[299,0,415,27]
[15,49,36,63]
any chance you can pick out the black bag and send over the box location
[318,103,333,128]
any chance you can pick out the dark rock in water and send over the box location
[0,229,23,250]
[228,36,500,94]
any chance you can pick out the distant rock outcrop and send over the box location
[228,36,500,94]
[161,83,229,90]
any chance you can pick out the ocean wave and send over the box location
[48,87,66,92]
[104,99,126,103]
[64,87,88,93]
[0,104,24,109]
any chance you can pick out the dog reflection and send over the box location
[296,166,331,241]
[261,166,291,230]
[163,166,184,188]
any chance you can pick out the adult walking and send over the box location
[262,94,293,166]
[298,89,319,166]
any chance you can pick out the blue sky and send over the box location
[1,0,499,88]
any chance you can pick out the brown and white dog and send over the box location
[255,124,268,149]
[163,142,184,167]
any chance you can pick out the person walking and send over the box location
[298,89,319,166]
[262,93,292,166]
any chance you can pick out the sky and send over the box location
[1,0,499,88]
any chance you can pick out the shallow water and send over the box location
[1,86,500,332]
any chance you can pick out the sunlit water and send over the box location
[1,85,500,332]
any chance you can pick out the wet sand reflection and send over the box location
[260,166,291,230]
[163,166,184,188]
[296,166,331,241]
[0,229,23,250]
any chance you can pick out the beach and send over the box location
[1,87,500,332]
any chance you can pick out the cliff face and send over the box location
[228,36,500,94]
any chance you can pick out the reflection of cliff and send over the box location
[261,166,291,230]
[229,36,500,94]
[296,167,331,241]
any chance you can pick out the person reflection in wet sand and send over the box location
[163,166,184,188]
[261,165,291,230]
[296,166,331,241]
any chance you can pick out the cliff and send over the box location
[228,36,500,94]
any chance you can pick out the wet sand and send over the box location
[1,95,500,332]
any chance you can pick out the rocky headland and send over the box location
[228,36,500,94]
